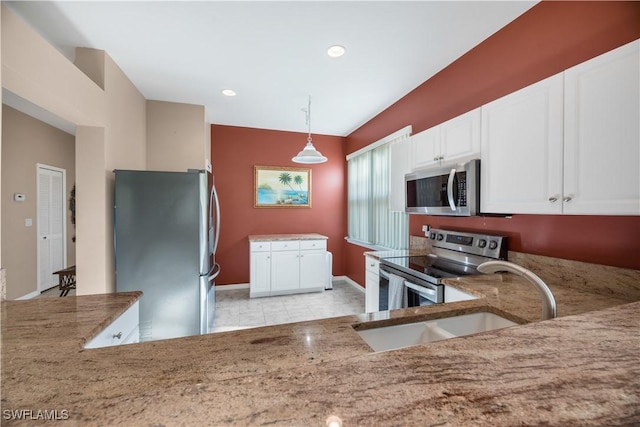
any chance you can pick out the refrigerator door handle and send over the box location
[209,183,221,256]
[208,263,221,282]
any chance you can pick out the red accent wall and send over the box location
[210,125,346,285]
[345,1,640,284]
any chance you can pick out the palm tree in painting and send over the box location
[278,172,297,193]
[293,175,304,192]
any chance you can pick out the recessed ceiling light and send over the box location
[327,45,346,58]
[221,89,236,97]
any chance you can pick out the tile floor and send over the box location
[211,281,366,333]
[36,286,76,298]
[35,281,366,334]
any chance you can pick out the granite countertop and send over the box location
[1,277,638,425]
[248,233,328,241]
[363,249,428,260]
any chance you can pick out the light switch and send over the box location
[25,218,33,227]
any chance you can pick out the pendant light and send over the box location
[292,96,328,164]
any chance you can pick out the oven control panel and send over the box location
[427,228,507,260]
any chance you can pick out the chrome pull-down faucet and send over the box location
[477,260,557,320]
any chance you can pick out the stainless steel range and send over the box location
[379,228,508,310]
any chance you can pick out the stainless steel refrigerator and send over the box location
[114,169,220,342]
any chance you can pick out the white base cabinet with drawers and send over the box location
[250,239,328,298]
[84,301,140,349]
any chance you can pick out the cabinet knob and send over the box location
[370,263,375,267]
[439,155,444,160]
[563,195,573,202]
[433,156,439,161]
[548,195,559,203]
[113,332,123,340]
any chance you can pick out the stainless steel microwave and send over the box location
[405,159,480,216]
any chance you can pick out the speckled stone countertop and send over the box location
[1,277,638,425]
[248,233,328,241]
[363,249,428,260]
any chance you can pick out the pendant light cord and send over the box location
[306,96,312,144]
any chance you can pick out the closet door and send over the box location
[37,165,66,291]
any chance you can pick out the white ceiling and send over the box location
[4,1,537,137]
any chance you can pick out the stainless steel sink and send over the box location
[356,312,518,352]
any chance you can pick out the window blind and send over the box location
[347,129,410,249]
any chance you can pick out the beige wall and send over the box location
[147,101,207,171]
[1,6,207,297]
[74,49,147,295]
[1,6,104,128]
[1,7,146,296]
[1,106,75,299]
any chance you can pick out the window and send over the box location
[347,128,410,250]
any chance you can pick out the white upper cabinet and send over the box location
[481,39,640,215]
[411,125,441,170]
[439,108,481,163]
[411,108,481,170]
[563,39,640,215]
[389,136,411,212]
[480,73,564,214]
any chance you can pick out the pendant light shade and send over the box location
[292,96,327,164]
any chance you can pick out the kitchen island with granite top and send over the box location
[1,276,639,426]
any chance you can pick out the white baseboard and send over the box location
[17,290,41,300]
[333,275,365,293]
[215,283,250,291]
[215,278,365,293]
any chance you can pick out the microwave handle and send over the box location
[447,168,457,211]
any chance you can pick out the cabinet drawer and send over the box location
[365,256,380,274]
[299,239,326,251]
[271,240,300,251]
[250,241,271,252]
[85,302,139,349]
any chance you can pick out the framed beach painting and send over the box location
[254,166,311,208]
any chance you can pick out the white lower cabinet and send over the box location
[364,255,380,313]
[250,239,328,297]
[299,248,329,290]
[444,285,478,303]
[84,301,140,349]
[249,242,271,297]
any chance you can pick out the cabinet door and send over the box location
[271,251,300,292]
[411,125,440,170]
[563,40,640,215]
[85,302,139,349]
[480,73,564,214]
[440,108,480,163]
[389,137,411,212]
[299,250,327,290]
[364,256,380,313]
[250,252,271,297]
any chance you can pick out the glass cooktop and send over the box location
[381,255,478,283]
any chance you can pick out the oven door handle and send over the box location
[447,168,457,211]
[404,281,437,297]
[379,268,390,280]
